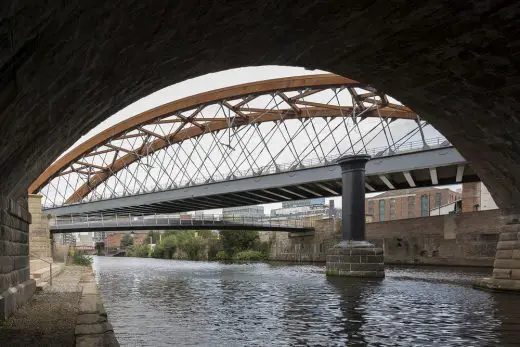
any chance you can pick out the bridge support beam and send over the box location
[475,210,520,292]
[326,155,385,278]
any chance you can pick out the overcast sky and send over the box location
[59,66,459,214]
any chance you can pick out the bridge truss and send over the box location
[30,74,444,209]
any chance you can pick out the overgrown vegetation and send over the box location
[233,250,266,261]
[71,249,93,266]
[125,229,270,262]
[120,233,134,249]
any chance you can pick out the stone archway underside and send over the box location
[2,1,520,209]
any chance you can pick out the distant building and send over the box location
[270,199,340,220]
[461,182,498,212]
[365,187,461,222]
[105,231,149,249]
[282,198,325,208]
[223,205,265,218]
[429,200,462,216]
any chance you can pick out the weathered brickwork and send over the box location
[269,210,503,267]
[267,219,340,262]
[28,195,51,259]
[0,196,35,320]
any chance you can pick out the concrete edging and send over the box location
[75,270,119,347]
[0,279,36,320]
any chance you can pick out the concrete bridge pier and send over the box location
[476,210,520,292]
[326,155,385,277]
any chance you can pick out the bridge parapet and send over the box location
[50,213,316,233]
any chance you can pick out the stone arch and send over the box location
[1,2,520,210]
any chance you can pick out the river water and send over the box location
[92,257,520,346]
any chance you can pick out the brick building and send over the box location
[461,182,498,213]
[365,187,461,222]
[105,231,149,249]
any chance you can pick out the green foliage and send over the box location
[215,250,232,260]
[177,234,206,260]
[207,238,222,260]
[146,231,162,244]
[219,230,260,256]
[71,250,93,266]
[233,250,266,261]
[160,234,178,259]
[120,233,134,249]
[126,244,150,258]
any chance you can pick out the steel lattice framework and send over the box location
[30,74,444,209]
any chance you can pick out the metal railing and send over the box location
[44,136,449,208]
[49,213,317,230]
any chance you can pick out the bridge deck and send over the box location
[44,146,477,216]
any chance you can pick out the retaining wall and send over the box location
[268,210,502,267]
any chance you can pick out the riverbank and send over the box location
[0,265,119,347]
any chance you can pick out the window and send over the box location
[390,198,396,220]
[367,200,374,216]
[421,194,429,216]
[379,200,385,222]
[407,196,415,218]
[435,192,442,207]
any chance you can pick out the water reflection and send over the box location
[93,257,520,346]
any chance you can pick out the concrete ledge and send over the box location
[474,277,520,293]
[0,279,36,320]
[75,271,119,346]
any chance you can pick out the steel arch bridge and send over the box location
[30,74,476,214]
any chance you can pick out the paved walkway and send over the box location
[0,266,89,347]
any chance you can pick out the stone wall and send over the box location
[28,195,51,259]
[0,196,36,320]
[268,218,340,262]
[367,210,501,267]
[268,210,503,267]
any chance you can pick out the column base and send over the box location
[326,241,385,278]
[473,220,520,293]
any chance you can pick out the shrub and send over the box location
[219,230,259,255]
[233,250,266,262]
[215,250,232,261]
[207,238,221,260]
[177,233,206,260]
[72,250,93,266]
[126,244,150,258]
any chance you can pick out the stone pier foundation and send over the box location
[28,194,51,260]
[325,155,385,278]
[326,241,385,277]
[0,196,36,319]
[476,220,520,292]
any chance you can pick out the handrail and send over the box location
[30,252,53,287]
[43,136,450,208]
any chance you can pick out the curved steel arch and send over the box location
[31,74,424,207]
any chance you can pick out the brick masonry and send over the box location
[0,196,36,320]
[268,210,503,267]
[28,195,51,259]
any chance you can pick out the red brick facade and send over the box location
[365,187,461,222]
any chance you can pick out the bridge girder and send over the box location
[30,74,431,209]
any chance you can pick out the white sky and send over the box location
[61,66,459,214]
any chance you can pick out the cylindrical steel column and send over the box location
[337,154,371,241]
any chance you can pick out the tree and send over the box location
[120,233,134,249]
[219,230,259,256]
[146,230,162,244]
